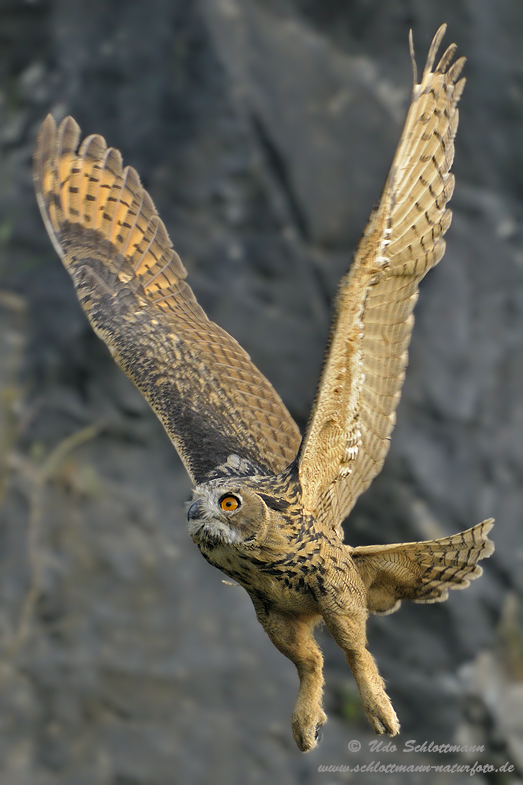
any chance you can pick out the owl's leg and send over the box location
[251,599,326,752]
[321,605,400,736]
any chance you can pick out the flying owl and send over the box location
[34,25,494,752]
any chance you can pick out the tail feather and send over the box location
[351,519,494,615]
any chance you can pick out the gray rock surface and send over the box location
[0,0,521,782]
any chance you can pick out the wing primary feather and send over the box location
[132,217,160,271]
[408,30,417,87]
[34,114,64,258]
[422,23,447,77]
[76,134,108,227]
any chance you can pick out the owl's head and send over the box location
[187,479,286,550]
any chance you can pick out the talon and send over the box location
[367,704,400,737]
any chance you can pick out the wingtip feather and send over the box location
[33,114,66,258]
[423,23,448,79]
[56,116,81,165]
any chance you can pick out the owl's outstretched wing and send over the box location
[34,115,301,484]
[298,25,465,530]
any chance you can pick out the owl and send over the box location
[33,25,494,752]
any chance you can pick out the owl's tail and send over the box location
[351,519,494,615]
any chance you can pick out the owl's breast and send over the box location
[196,533,340,614]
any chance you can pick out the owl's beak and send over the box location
[187,500,203,521]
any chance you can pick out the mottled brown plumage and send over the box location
[34,25,494,752]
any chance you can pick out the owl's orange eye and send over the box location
[219,494,241,511]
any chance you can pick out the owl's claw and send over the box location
[362,689,400,737]
[368,706,400,737]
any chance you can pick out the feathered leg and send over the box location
[251,598,326,752]
[321,602,400,736]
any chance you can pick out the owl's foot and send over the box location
[362,690,400,736]
[344,647,400,736]
[292,705,327,752]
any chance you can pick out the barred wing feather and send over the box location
[34,115,302,484]
[298,25,465,531]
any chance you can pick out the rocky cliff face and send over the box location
[0,1,521,782]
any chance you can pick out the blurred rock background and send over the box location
[0,0,521,782]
